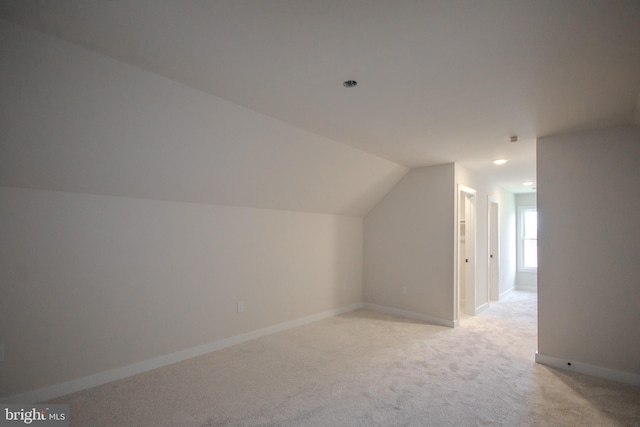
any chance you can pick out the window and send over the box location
[519,207,537,271]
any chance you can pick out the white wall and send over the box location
[515,193,538,291]
[537,126,640,376]
[0,187,363,398]
[363,163,517,325]
[0,20,407,399]
[500,194,517,298]
[363,164,456,324]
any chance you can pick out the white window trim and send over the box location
[517,205,537,273]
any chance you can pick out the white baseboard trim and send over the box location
[499,287,514,299]
[362,303,455,328]
[474,302,489,315]
[535,352,640,386]
[1,303,363,404]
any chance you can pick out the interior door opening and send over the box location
[456,185,476,319]
[488,198,500,301]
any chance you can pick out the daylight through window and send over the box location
[521,209,537,269]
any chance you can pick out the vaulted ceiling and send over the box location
[2,0,640,193]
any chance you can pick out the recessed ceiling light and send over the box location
[493,159,508,165]
[523,181,534,186]
[343,80,358,88]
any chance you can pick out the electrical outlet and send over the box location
[237,301,245,313]
[401,286,407,295]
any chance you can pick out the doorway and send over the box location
[488,198,500,301]
[456,185,476,319]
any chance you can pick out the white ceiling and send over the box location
[2,0,640,193]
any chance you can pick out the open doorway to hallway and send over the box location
[457,185,476,318]
[488,197,500,301]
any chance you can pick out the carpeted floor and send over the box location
[49,291,640,426]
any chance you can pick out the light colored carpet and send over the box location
[49,291,640,426]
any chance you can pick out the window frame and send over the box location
[517,205,538,273]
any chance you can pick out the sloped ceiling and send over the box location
[1,0,640,194]
[0,20,407,216]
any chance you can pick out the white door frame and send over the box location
[455,184,476,321]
